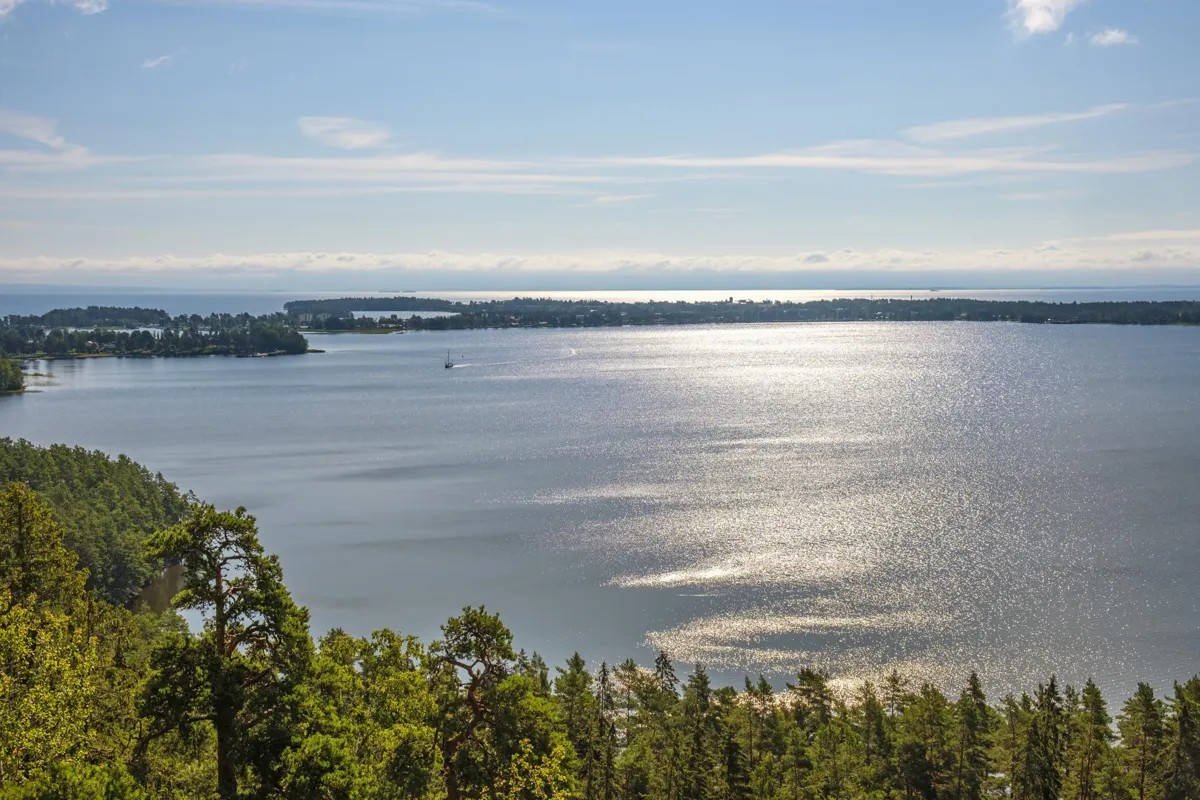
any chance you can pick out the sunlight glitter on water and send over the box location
[4,322,1198,697]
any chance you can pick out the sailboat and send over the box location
[444,350,455,369]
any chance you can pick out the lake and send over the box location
[3,322,1199,698]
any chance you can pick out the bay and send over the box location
[2,322,1199,698]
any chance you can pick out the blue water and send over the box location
[5,286,1200,317]
[3,322,1199,699]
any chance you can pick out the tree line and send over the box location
[2,308,294,332]
[1,443,1199,800]
[0,324,309,358]
[283,296,1200,330]
[0,438,192,605]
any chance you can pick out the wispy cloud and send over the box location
[904,103,1129,143]
[1102,229,1200,242]
[0,182,591,200]
[1089,28,1137,47]
[298,116,392,150]
[1007,0,1087,36]
[141,55,174,69]
[583,141,1191,178]
[0,109,121,170]
[0,0,107,21]
[2,103,1191,198]
[1004,189,1085,201]
[590,193,652,204]
[0,109,73,150]
[0,110,162,175]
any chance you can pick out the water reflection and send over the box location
[135,563,185,614]
[3,323,1199,698]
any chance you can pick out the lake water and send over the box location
[5,286,1200,317]
[3,322,1199,699]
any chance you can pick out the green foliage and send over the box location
[0,360,23,393]
[0,439,191,604]
[1120,683,1167,800]
[0,483,87,610]
[4,443,1200,800]
[0,306,309,358]
[0,762,147,800]
[141,505,313,799]
[0,588,100,783]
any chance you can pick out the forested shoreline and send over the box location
[285,296,1200,330]
[3,297,1199,368]
[0,307,309,359]
[1,438,1199,799]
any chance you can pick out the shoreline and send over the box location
[18,349,319,361]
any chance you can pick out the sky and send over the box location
[0,0,1198,289]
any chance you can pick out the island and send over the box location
[0,306,311,359]
[285,294,1200,330]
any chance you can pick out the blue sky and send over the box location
[0,0,1198,288]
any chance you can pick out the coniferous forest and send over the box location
[1,439,1199,800]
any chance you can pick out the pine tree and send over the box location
[0,483,87,611]
[806,712,864,800]
[1162,679,1200,800]
[787,668,833,732]
[656,651,679,696]
[555,652,595,759]
[952,672,992,800]
[894,684,954,799]
[1119,683,1166,800]
[885,670,912,719]
[851,680,891,794]
[743,675,774,775]
[594,663,617,800]
[1026,677,1066,800]
[1000,694,1034,800]
[713,687,748,800]
[140,505,313,800]
[1068,679,1114,800]
[683,664,716,800]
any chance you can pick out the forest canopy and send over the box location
[0,361,22,393]
[1,445,1199,800]
[0,308,310,358]
[284,296,1200,330]
[0,438,191,604]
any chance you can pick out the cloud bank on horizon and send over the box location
[0,0,1196,287]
